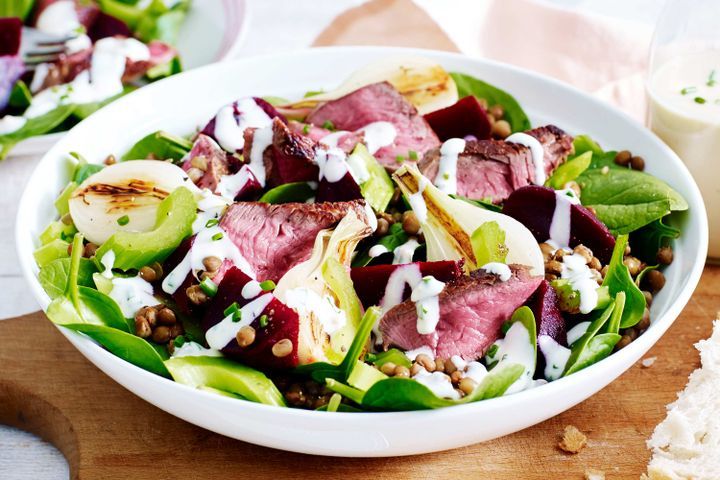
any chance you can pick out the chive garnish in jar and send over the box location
[680,86,697,95]
[707,69,717,87]
[694,96,707,104]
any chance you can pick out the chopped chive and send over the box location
[302,124,311,134]
[211,232,224,241]
[442,172,450,180]
[487,344,499,358]
[694,96,707,104]
[708,69,717,87]
[223,302,239,317]
[259,314,269,328]
[322,120,335,131]
[173,335,186,348]
[259,279,276,291]
[395,155,405,163]
[421,306,428,314]
[408,150,418,161]
[232,310,242,322]
[117,215,129,226]
[501,321,512,335]
[199,277,218,297]
[205,218,219,228]
[326,393,342,412]
[681,86,697,95]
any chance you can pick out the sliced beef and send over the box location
[258,118,319,188]
[219,200,368,282]
[418,125,573,203]
[86,11,133,42]
[306,82,440,169]
[181,134,229,193]
[380,265,543,360]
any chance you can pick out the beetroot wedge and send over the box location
[265,118,319,187]
[424,96,492,141]
[316,172,363,204]
[202,267,300,370]
[502,185,616,263]
[529,280,567,378]
[351,261,464,308]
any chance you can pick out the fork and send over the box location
[20,27,77,70]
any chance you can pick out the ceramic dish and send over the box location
[9,0,248,158]
[16,47,708,456]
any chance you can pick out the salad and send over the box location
[0,0,188,158]
[34,57,688,412]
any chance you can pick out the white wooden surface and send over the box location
[0,0,661,478]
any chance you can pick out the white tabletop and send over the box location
[0,1,662,478]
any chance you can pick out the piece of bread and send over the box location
[645,318,720,479]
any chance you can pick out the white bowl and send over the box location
[16,47,708,457]
[9,0,248,158]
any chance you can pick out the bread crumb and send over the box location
[584,469,605,480]
[558,425,587,453]
[641,356,657,368]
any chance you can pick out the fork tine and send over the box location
[34,36,76,47]
[23,54,61,65]
[25,46,66,57]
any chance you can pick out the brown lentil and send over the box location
[410,363,423,376]
[415,353,435,372]
[644,269,666,293]
[394,365,410,378]
[486,112,496,126]
[588,256,602,271]
[642,290,653,307]
[630,155,645,171]
[157,306,177,326]
[450,370,464,384]
[186,285,209,305]
[104,154,117,166]
[573,245,593,264]
[139,265,158,282]
[392,212,402,223]
[492,120,512,138]
[375,217,390,236]
[444,359,457,374]
[169,323,184,338]
[614,150,632,167]
[380,362,397,376]
[624,244,631,256]
[637,308,651,331]
[60,213,73,225]
[601,265,609,278]
[586,206,598,216]
[657,246,674,265]
[236,325,256,347]
[83,242,98,258]
[434,358,446,373]
[272,339,293,357]
[202,256,223,273]
[391,188,402,204]
[545,260,563,276]
[187,167,203,183]
[477,97,489,110]
[458,377,477,395]
[135,306,157,329]
[623,256,642,276]
[150,262,163,279]
[615,334,633,350]
[190,155,208,171]
[402,211,421,235]
[489,104,504,120]
[539,242,554,261]
[152,326,172,344]
[134,317,152,338]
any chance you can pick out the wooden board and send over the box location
[1,266,717,479]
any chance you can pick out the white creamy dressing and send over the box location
[284,287,347,335]
[433,138,466,194]
[368,244,389,258]
[407,176,429,223]
[537,334,570,381]
[450,355,467,370]
[241,280,262,300]
[64,34,92,55]
[566,321,591,346]
[191,189,231,234]
[318,130,350,149]
[205,294,273,350]
[36,0,80,36]
[357,121,397,154]
[412,367,460,400]
[505,132,546,185]
[547,188,580,249]
[171,341,222,358]
[392,238,420,265]
[315,146,350,183]
[0,116,27,135]
[213,98,272,152]
[404,345,434,361]
[216,165,256,201]
[376,263,422,344]
[560,253,599,314]
[465,361,488,383]
[487,321,536,394]
[100,250,116,279]
[22,37,150,120]
[30,63,51,93]
[648,51,720,258]
[363,202,377,232]
[108,275,157,318]
[345,150,371,184]
[411,276,446,335]
[162,225,255,295]
[480,262,512,282]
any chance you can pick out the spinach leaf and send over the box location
[0,0,34,20]
[352,223,409,267]
[63,323,171,377]
[322,257,364,363]
[471,221,508,266]
[572,135,617,169]
[71,152,104,183]
[577,168,688,234]
[122,130,193,162]
[604,291,625,335]
[630,215,681,263]
[365,349,411,368]
[39,257,97,299]
[563,300,617,376]
[0,104,76,159]
[259,182,316,204]
[450,72,531,133]
[601,234,646,328]
[545,151,592,189]
[8,80,32,109]
[146,56,183,80]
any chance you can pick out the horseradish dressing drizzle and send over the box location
[205,293,273,350]
[213,98,272,152]
[433,138,466,194]
[505,132,546,185]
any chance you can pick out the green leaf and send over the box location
[55,182,78,216]
[572,135,617,169]
[258,182,316,204]
[471,221,508,266]
[63,323,171,377]
[450,72,531,133]
[563,333,620,376]
[545,151,592,189]
[563,300,616,376]
[122,130,193,162]
[366,348,411,368]
[0,0,34,20]
[39,257,97,299]
[135,3,188,44]
[630,215,681,264]
[145,56,183,80]
[577,168,688,234]
[0,105,76,159]
[33,239,70,267]
[604,291,625,335]
[9,80,32,109]
[601,234,646,328]
[165,356,285,406]
[72,153,104,184]
[352,222,409,267]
